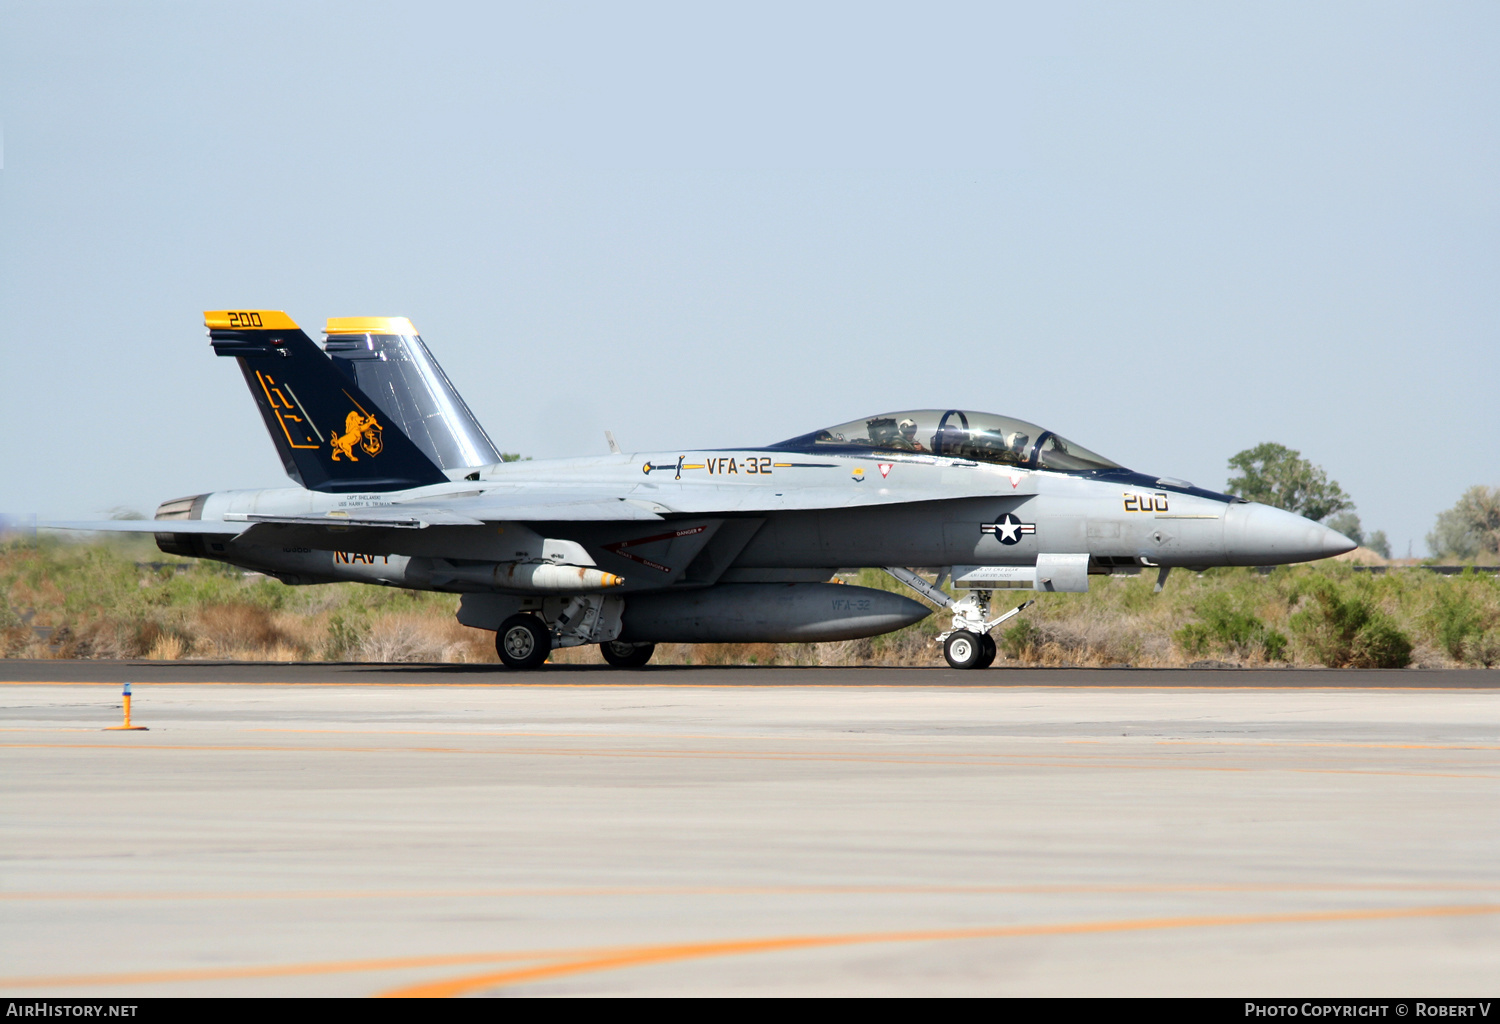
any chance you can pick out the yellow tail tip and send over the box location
[324,316,419,336]
[204,310,301,331]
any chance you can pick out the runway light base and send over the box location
[103,683,148,731]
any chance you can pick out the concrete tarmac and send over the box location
[6,658,1500,687]
[2,661,1498,996]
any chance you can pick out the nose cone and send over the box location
[1223,502,1358,566]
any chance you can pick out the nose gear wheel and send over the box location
[944,630,985,669]
[978,633,997,668]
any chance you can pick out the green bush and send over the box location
[1175,593,1288,661]
[999,617,1042,659]
[323,613,368,660]
[1462,631,1500,668]
[1429,584,1485,659]
[1290,580,1412,668]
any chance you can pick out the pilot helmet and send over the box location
[898,418,918,437]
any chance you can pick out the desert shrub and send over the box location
[323,613,368,660]
[1428,584,1485,660]
[1461,631,1500,668]
[1,626,29,657]
[999,617,1042,660]
[357,616,444,662]
[1290,580,1412,668]
[194,603,285,655]
[0,595,26,656]
[1348,619,1415,668]
[354,612,492,663]
[12,537,1499,669]
[1175,593,1288,661]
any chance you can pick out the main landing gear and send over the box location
[600,640,655,668]
[496,614,551,670]
[495,612,657,670]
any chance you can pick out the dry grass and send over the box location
[6,536,1500,668]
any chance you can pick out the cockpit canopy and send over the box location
[773,409,1122,472]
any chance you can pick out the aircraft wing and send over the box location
[40,492,667,536]
[226,496,664,528]
[363,480,977,525]
[41,474,984,538]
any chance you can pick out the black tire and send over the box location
[600,641,656,668]
[943,630,985,669]
[977,633,997,669]
[496,614,551,670]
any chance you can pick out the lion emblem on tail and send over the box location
[330,410,383,461]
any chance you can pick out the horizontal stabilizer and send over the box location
[38,520,249,535]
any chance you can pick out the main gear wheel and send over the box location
[496,614,551,670]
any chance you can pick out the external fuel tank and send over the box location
[617,583,929,643]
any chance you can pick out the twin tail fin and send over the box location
[206,310,448,493]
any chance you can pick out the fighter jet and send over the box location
[48,310,1356,670]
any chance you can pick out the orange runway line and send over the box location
[0,679,1489,693]
[0,948,612,990]
[4,741,1497,779]
[381,902,1500,997]
[5,903,1498,992]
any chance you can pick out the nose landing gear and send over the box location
[884,567,1034,671]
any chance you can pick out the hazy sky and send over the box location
[3,2,1496,555]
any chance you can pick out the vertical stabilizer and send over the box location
[206,310,448,493]
[323,317,501,472]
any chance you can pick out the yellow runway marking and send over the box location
[380,902,1500,997]
[3,742,1495,779]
